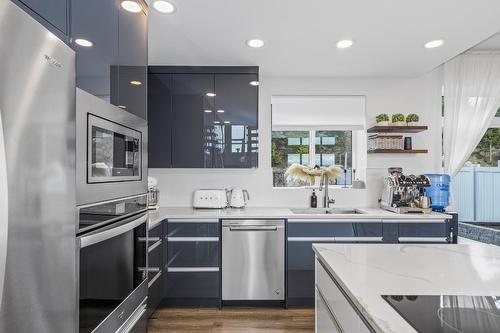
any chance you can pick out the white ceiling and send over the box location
[473,31,500,51]
[148,0,500,77]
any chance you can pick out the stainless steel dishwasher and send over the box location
[222,219,285,301]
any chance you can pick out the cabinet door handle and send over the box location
[167,267,219,272]
[288,237,336,242]
[167,237,219,242]
[398,237,448,243]
[335,237,383,242]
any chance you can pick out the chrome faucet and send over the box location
[319,173,336,208]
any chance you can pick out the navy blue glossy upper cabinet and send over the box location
[71,0,119,103]
[214,74,259,168]
[111,1,148,119]
[171,74,214,168]
[148,73,172,168]
[14,0,68,39]
[148,66,259,168]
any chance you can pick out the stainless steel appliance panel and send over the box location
[222,220,285,300]
[76,88,148,205]
[0,0,77,331]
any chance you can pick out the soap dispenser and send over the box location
[311,190,318,208]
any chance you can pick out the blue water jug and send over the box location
[424,174,451,212]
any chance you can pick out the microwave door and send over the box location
[88,114,142,184]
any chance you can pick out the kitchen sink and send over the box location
[291,208,364,215]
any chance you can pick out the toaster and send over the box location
[193,189,228,209]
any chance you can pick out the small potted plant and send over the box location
[375,113,389,126]
[406,113,419,126]
[391,113,405,126]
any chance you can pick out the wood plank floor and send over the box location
[148,307,315,333]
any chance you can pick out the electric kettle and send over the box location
[230,187,249,208]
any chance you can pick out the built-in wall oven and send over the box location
[76,89,148,206]
[77,194,148,333]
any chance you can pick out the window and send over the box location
[466,128,500,167]
[272,130,352,187]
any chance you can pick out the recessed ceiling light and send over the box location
[118,105,127,109]
[130,80,142,85]
[153,0,176,14]
[223,121,231,124]
[336,39,353,49]
[204,109,212,113]
[75,38,93,47]
[217,109,225,113]
[246,39,264,48]
[206,92,216,97]
[121,1,142,13]
[249,81,259,86]
[424,39,444,49]
[213,120,220,124]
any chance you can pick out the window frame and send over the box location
[271,128,357,189]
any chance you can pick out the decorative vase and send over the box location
[376,121,389,126]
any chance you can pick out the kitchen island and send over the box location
[313,243,500,332]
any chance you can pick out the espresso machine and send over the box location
[380,167,432,214]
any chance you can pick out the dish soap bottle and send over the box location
[311,190,317,208]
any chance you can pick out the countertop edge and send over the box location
[313,245,386,333]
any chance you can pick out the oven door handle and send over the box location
[79,214,147,248]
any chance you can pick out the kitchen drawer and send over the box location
[315,258,371,333]
[165,271,220,299]
[167,240,219,267]
[167,220,219,237]
[398,223,448,243]
[316,288,341,333]
[333,223,383,243]
[288,222,335,238]
[147,269,162,317]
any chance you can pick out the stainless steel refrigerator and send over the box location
[0,0,77,332]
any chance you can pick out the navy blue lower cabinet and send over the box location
[287,221,335,306]
[397,220,449,243]
[332,221,383,243]
[164,219,220,306]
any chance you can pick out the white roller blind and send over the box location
[271,95,366,130]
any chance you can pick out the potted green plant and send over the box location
[406,113,419,126]
[375,113,390,126]
[392,113,405,126]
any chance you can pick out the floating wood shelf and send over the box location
[367,125,428,133]
[368,149,428,154]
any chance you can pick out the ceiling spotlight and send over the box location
[130,80,142,85]
[424,40,444,49]
[249,81,259,86]
[223,121,231,124]
[213,120,221,124]
[216,110,225,113]
[118,105,127,109]
[121,1,142,13]
[75,38,93,47]
[206,92,216,97]
[336,39,353,49]
[204,109,213,113]
[153,0,176,14]
[246,39,264,48]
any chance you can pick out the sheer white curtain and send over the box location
[444,53,500,176]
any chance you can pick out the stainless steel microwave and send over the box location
[76,89,148,205]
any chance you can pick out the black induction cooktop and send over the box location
[382,295,500,333]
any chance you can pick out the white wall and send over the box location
[150,68,444,207]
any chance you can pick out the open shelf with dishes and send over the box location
[367,125,428,154]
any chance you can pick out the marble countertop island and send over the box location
[313,243,500,332]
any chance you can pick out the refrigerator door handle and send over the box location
[0,111,8,308]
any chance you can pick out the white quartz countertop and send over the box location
[148,206,450,228]
[313,243,500,333]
